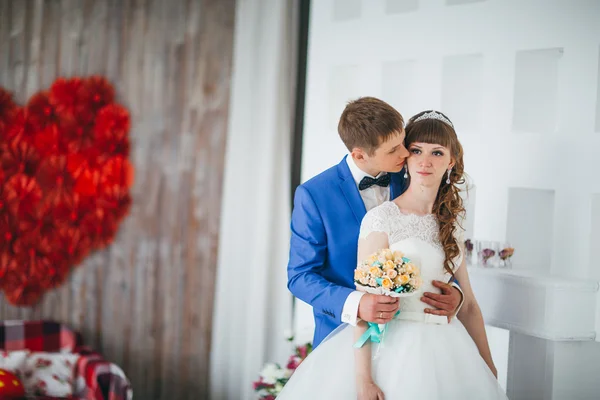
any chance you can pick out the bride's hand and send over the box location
[490,365,498,379]
[357,379,385,400]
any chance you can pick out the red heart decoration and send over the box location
[0,368,25,398]
[0,77,134,306]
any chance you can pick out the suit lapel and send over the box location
[337,157,366,224]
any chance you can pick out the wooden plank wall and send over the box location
[0,0,236,398]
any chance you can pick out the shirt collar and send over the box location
[345,154,387,187]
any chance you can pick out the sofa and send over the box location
[0,320,132,400]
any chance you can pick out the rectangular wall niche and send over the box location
[442,53,484,132]
[381,59,416,117]
[512,48,563,133]
[385,0,419,14]
[506,187,555,272]
[333,0,362,21]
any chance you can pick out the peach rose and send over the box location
[409,277,423,288]
[384,250,394,260]
[386,269,398,279]
[381,277,393,289]
[354,269,366,280]
[369,267,382,277]
[395,274,410,285]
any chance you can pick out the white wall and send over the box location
[296,0,600,394]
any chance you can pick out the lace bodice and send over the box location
[358,201,463,315]
[359,202,443,251]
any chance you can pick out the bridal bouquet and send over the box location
[354,248,423,296]
[353,248,423,352]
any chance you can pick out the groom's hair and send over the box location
[338,97,404,155]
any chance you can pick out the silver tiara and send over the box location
[414,111,453,128]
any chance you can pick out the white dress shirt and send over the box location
[341,156,390,325]
[340,156,464,325]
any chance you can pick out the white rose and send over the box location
[260,363,284,384]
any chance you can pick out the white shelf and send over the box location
[468,265,599,342]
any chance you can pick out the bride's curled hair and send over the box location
[404,111,466,277]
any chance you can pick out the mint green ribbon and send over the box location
[353,322,383,348]
[353,311,401,349]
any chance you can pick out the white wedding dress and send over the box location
[278,201,508,399]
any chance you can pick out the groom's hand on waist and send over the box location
[421,280,463,322]
[357,294,400,324]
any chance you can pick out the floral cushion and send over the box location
[0,350,29,376]
[21,352,79,398]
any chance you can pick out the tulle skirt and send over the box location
[277,318,508,399]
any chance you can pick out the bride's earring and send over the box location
[404,166,408,179]
[446,168,452,184]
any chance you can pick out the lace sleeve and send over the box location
[359,207,389,239]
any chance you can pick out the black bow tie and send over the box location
[358,174,391,191]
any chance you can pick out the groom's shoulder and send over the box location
[294,164,343,208]
[299,164,340,193]
[303,164,339,186]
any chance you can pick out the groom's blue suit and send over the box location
[287,156,407,348]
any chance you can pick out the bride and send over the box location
[277,110,508,399]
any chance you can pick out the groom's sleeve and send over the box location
[287,185,353,323]
[451,279,465,316]
[341,291,365,325]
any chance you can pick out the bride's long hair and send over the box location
[404,111,466,277]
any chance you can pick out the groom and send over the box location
[287,97,464,348]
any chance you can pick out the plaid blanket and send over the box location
[0,320,132,400]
